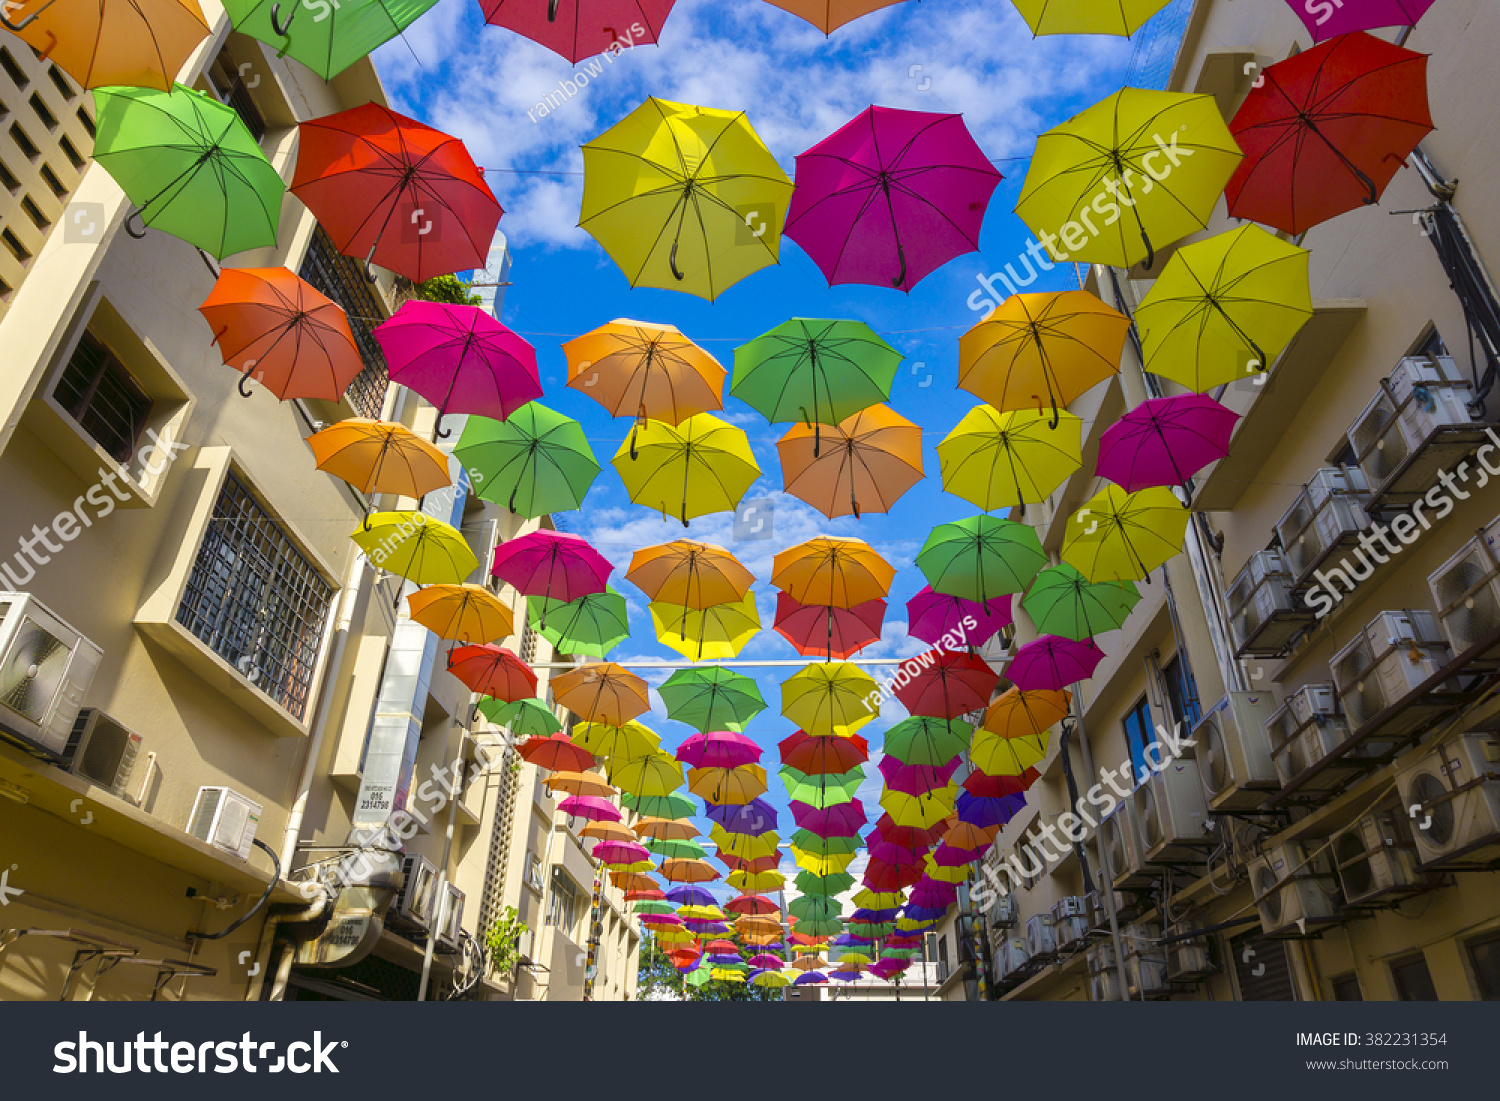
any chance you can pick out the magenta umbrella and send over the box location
[593,839,650,863]
[1285,0,1435,41]
[906,586,1011,648]
[784,107,1002,293]
[558,794,622,822]
[931,842,986,868]
[791,798,867,837]
[1096,394,1239,492]
[676,730,761,769]
[1008,635,1106,691]
[748,954,785,970]
[479,0,677,63]
[374,301,542,439]
[907,876,957,909]
[877,755,960,798]
[866,835,930,867]
[492,531,612,627]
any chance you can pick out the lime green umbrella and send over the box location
[916,515,1047,604]
[477,696,562,738]
[881,715,974,766]
[622,791,697,819]
[456,402,600,519]
[1021,564,1141,641]
[92,83,282,259]
[658,666,766,733]
[683,967,713,988]
[796,918,844,936]
[793,829,861,854]
[633,900,676,915]
[222,0,441,80]
[849,922,895,939]
[644,837,707,859]
[781,766,862,808]
[795,870,855,896]
[532,587,630,659]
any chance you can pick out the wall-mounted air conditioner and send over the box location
[1101,798,1149,888]
[1194,691,1280,811]
[437,883,465,951]
[390,853,440,932]
[1388,354,1465,398]
[1085,942,1123,1001]
[1348,390,1412,491]
[1249,842,1342,936]
[987,892,1019,930]
[1395,376,1474,447]
[1051,897,1088,950]
[1396,733,1500,867]
[1166,922,1216,981]
[0,593,103,758]
[1305,466,1369,507]
[1331,609,1454,730]
[1428,531,1500,657]
[63,708,141,800]
[516,928,536,963]
[1331,809,1425,905]
[1228,549,1311,655]
[994,937,1030,982]
[1275,479,1370,584]
[1133,757,1210,864]
[1025,913,1057,961]
[1122,922,1167,998]
[187,786,262,862]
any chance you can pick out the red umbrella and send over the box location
[862,858,923,892]
[963,766,1041,799]
[518,732,595,772]
[773,593,886,660]
[716,852,780,874]
[778,730,870,774]
[625,887,666,901]
[872,811,951,850]
[479,0,677,63]
[891,650,999,720]
[1226,33,1434,235]
[447,643,538,702]
[725,894,779,916]
[291,103,502,283]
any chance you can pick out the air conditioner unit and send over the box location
[1305,465,1369,507]
[0,593,103,758]
[1133,757,1210,864]
[187,786,262,862]
[63,708,141,800]
[1166,922,1216,981]
[1429,535,1500,656]
[1052,895,1086,918]
[1397,377,1474,445]
[1226,550,1290,617]
[1276,487,1369,583]
[1101,798,1149,888]
[994,937,1030,982]
[390,853,440,932]
[1051,898,1088,950]
[1230,570,1309,655]
[1388,353,1465,399]
[1085,942,1124,1001]
[1331,810,1424,905]
[516,927,536,963]
[1249,842,1342,936]
[1194,691,1280,811]
[1397,733,1500,866]
[1025,913,1057,960]
[1332,611,1454,729]
[437,883,465,951]
[1288,683,1340,726]
[987,892,1019,929]
[1122,923,1167,997]
[1349,389,1413,490]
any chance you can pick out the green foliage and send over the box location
[412,274,482,306]
[483,906,528,976]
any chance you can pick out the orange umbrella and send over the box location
[634,817,699,841]
[407,584,514,644]
[310,419,452,499]
[564,319,725,428]
[5,0,210,90]
[627,540,754,609]
[983,688,1071,739]
[772,537,895,608]
[660,858,720,884]
[583,821,638,842]
[734,913,783,935]
[777,404,924,519]
[717,852,781,873]
[761,0,907,33]
[552,662,651,726]
[544,770,616,798]
[199,268,364,401]
[611,871,660,891]
[943,819,1001,850]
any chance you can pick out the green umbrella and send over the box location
[684,967,712,987]
[658,666,767,733]
[916,515,1047,604]
[92,83,283,259]
[795,870,854,897]
[882,947,921,960]
[531,587,630,659]
[791,829,860,854]
[731,319,903,454]
[881,715,974,767]
[622,791,697,819]
[477,696,562,738]
[795,917,845,936]
[633,900,676,915]
[849,922,895,939]
[1021,564,1141,641]
[222,0,442,80]
[644,837,707,859]
[456,402,600,519]
[780,766,862,808]
[789,895,841,922]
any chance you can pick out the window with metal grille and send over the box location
[52,332,153,463]
[205,52,263,143]
[298,226,389,418]
[175,472,334,720]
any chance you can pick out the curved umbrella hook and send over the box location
[123,207,149,239]
[270,1,299,36]
[237,366,256,398]
[547,0,561,20]
[668,241,685,282]
[892,242,907,289]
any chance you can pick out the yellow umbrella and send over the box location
[1061,484,1189,582]
[687,764,769,806]
[612,752,686,798]
[923,854,971,884]
[712,969,747,983]
[655,925,698,945]
[1008,0,1171,35]
[6,0,210,90]
[791,846,858,875]
[543,770,616,798]
[879,784,958,829]
[649,594,760,661]
[970,727,1051,776]
[710,825,780,859]
[677,904,727,921]
[406,584,514,644]
[771,536,895,608]
[564,318,726,426]
[752,970,793,988]
[571,719,661,762]
[781,662,879,738]
[310,418,451,499]
[352,511,478,585]
[937,405,1084,510]
[612,413,761,526]
[728,869,785,893]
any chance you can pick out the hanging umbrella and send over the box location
[784,106,1001,292]
[553,663,651,726]
[881,715,975,766]
[570,719,659,762]
[1098,394,1239,492]
[964,766,1041,799]
[871,813,950,851]
[201,269,363,402]
[958,290,1127,425]
[646,837,708,859]
[659,666,766,733]
[1061,484,1189,582]
[761,0,905,32]
[3,0,208,90]
[446,643,537,702]
[311,418,451,502]
[1021,565,1140,641]
[517,732,594,772]
[726,894,779,917]
[591,838,649,865]
[92,84,282,258]
[531,588,631,659]
[664,884,717,910]
[492,531,613,623]
[634,817,699,841]
[625,886,668,902]
[970,727,1050,777]
[794,971,829,985]
[624,791,696,818]
[649,595,760,661]
[478,0,675,62]
[455,403,599,518]
[731,319,903,453]
[708,797,779,836]
[612,753,686,798]
[580,98,793,301]
[1285,0,1435,40]
[612,414,760,526]
[943,819,1001,851]
[922,854,973,884]
[955,790,1025,830]
[676,730,762,770]
[939,405,1083,510]
[1226,33,1434,235]
[352,512,478,585]
[688,764,768,806]
[558,795,622,822]
[408,584,515,644]
[1016,88,1242,270]
[661,858,720,885]
[1006,0,1171,34]
[772,537,895,609]
[222,0,440,78]
[292,103,501,283]
[791,799,866,837]
[781,663,879,737]
[627,541,754,610]
[790,845,857,875]
[777,404,923,519]
[891,650,999,720]
[862,859,922,891]
[906,586,1012,649]
[478,696,561,738]
[984,687,1071,739]
[583,820,637,842]
[1009,636,1106,691]
[1134,225,1313,392]
[773,594,885,660]
[752,969,792,988]
[727,869,784,893]
[778,730,870,774]
[792,869,856,899]
[376,302,542,438]
[788,897,840,924]
[564,319,725,434]
[865,833,930,867]
[916,515,1047,604]
[878,756,960,797]
[781,766,861,807]
[880,785,957,828]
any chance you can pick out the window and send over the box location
[1466,932,1500,1000]
[298,227,389,418]
[0,159,18,193]
[206,52,264,142]
[58,135,84,169]
[74,105,94,139]
[1330,972,1363,1001]
[52,333,153,463]
[28,92,55,130]
[1390,953,1439,1000]
[38,163,65,197]
[9,121,37,159]
[524,851,544,892]
[46,66,74,100]
[0,48,27,88]
[1415,328,1449,359]
[1161,655,1201,734]
[20,195,48,230]
[1231,932,1297,1000]
[547,869,582,940]
[1122,695,1154,786]
[936,934,950,981]
[175,473,334,720]
[0,228,28,264]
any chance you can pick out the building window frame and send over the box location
[1122,695,1154,787]
[1389,952,1440,1001]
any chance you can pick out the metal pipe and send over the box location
[245,887,329,1002]
[1068,694,1130,1001]
[267,941,296,1001]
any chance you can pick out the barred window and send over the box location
[53,332,152,463]
[176,473,334,720]
[298,226,389,419]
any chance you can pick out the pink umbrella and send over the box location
[869,958,909,980]
[791,798,867,837]
[866,836,930,867]
[492,531,613,626]
[479,0,677,64]
[931,842,985,868]
[1285,0,1435,41]
[639,913,683,926]
[593,839,650,863]
[1096,394,1239,492]
[1008,635,1106,691]
[748,954,785,970]
[784,106,1002,293]
[906,586,1011,648]
[559,794,622,822]
[877,755,960,798]
[374,301,542,439]
[907,876,957,909]
[676,730,762,769]
[773,593,886,660]
[892,649,999,720]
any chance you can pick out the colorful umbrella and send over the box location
[223,0,440,79]
[492,531,613,622]
[584,820,638,842]
[916,515,1047,604]
[984,688,1071,739]
[564,319,724,430]
[791,799,867,837]
[1009,636,1106,691]
[772,537,895,608]
[531,587,630,659]
[891,650,998,719]
[634,817,699,841]
[784,106,1001,292]
[906,586,1012,649]
[446,643,537,702]
[955,790,1024,829]
[479,0,676,62]
[661,858,720,884]
[648,837,708,859]
[939,405,1083,510]
[517,732,594,772]
[558,795,622,822]
[726,868,782,892]
[777,404,924,519]
[649,595,761,661]
[625,791,696,818]
[612,753,686,798]
[1285,0,1435,40]
[1098,394,1239,491]
[1061,484,1189,582]
[455,402,599,518]
[1020,565,1140,641]
[781,663,879,738]
[970,726,1050,777]
[862,859,922,891]
[779,730,870,774]
[659,666,766,732]
[5,0,209,90]
[761,0,905,32]
[409,584,515,644]
[572,720,660,762]
[773,594,886,660]
[676,730,762,769]
[1006,0,1171,34]
[879,756,961,797]
[688,764,768,806]
[781,766,862,807]
[553,663,651,726]
[881,715,974,767]
[628,541,754,609]
[352,512,478,585]
[478,696,561,738]
[612,413,760,526]
[592,839,649,865]
[964,766,1040,799]
[727,894,779,916]
[311,418,452,502]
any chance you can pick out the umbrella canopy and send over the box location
[970,726,1050,777]
[292,103,501,283]
[781,766,861,807]
[455,402,599,518]
[592,839,650,865]
[1021,565,1140,641]
[446,644,537,702]
[376,302,542,435]
[778,404,924,519]
[872,812,950,851]
[878,755,961,797]
[584,820,638,842]
[939,405,1083,510]
[773,594,885,660]
[794,870,855,897]
[1016,88,1242,270]
[906,586,1012,649]
[661,858,720,884]
[794,970,829,985]
[984,688,1071,739]
[880,785,958,829]
[409,585,515,644]
[479,0,676,62]
[916,515,1047,604]
[727,869,785,893]
[659,666,766,732]
[1098,394,1239,491]
[1061,484,1189,582]
[628,541,753,609]
[956,790,1024,830]
[791,798,867,837]
[353,512,478,585]
[558,795,622,822]
[624,791,697,818]
[1009,636,1106,691]
[634,817,699,841]
[311,418,450,499]
[553,664,652,726]
[1134,225,1313,392]
[772,536,895,608]
[201,268,363,402]
[613,413,760,526]
[726,894,779,916]
[784,106,1001,292]
[943,819,1001,851]
[779,730,870,774]
[1226,33,1434,235]
[492,531,613,616]
[781,662,879,737]
[881,715,974,766]
[580,97,793,301]
[517,732,595,772]
[531,588,630,659]
[891,650,999,720]
[1285,0,1435,40]
[573,719,660,762]
[665,884,717,907]
[863,858,922,891]
[687,764,768,806]
[649,595,761,662]
[1007,0,1170,34]
[223,0,439,79]
[93,84,282,259]
[762,0,906,32]
[964,766,1041,799]
[612,752,686,798]
[6,0,208,90]
[478,697,561,738]
[564,318,724,426]
[676,730,762,770]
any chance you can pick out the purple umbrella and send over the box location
[955,789,1026,829]
[665,884,716,907]
[791,798,867,837]
[1096,394,1239,492]
[906,586,1011,648]
[707,953,742,966]
[878,755,961,798]
[850,908,901,923]
[785,107,1002,293]
[676,730,762,769]
[829,969,865,982]
[794,971,829,985]
[1009,635,1106,691]
[491,531,613,626]
[707,798,778,835]
[374,301,541,439]
[685,919,729,935]
[1286,0,1435,41]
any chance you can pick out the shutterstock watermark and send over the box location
[861,615,981,711]
[527,23,648,122]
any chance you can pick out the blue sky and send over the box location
[373,0,1148,903]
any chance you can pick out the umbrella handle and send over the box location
[1048,398,1059,430]
[237,367,256,398]
[892,243,907,289]
[362,510,373,532]
[270,0,297,37]
[1138,226,1155,271]
[0,0,60,31]
[681,502,689,528]
[435,414,453,440]
[123,207,148,239]
[547,0,561,20]
[629,425,639,461]
[362,256,380,284]
[669,241,685,281]
[508,483,520,513]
